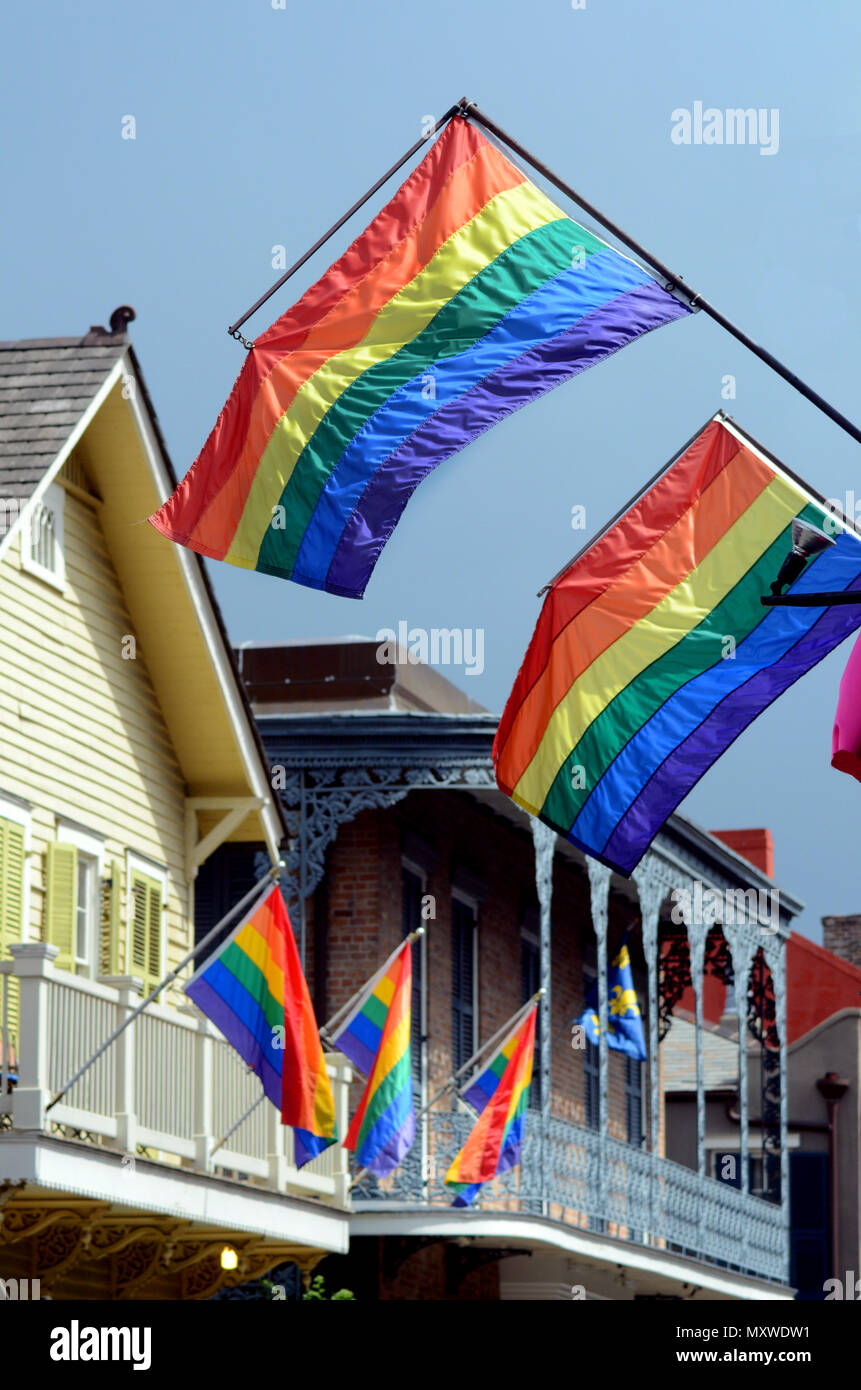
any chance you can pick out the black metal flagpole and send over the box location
[227,95,861,449]
[461,100,861,449]
[226,102,465,347]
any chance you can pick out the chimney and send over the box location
[710,827,774,879]
[821,915,861,970]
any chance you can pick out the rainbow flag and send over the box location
[329,939,409,1076]
[340,940,414,1176]
[494,415,861,876]
[446,1005,536,1208]
[185,884,337,1167]
[148,116,689,599]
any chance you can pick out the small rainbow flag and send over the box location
[494,415,861,876]
[339,940,414,1176]
[446,1005,536,1208]
[148,116,689,599]
[329,938,409,1076]
[185,884,337,1167]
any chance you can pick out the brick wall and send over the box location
[821,914,861,970]
[308,788,681,1299]
[313,789,651,1148]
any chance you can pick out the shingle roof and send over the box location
[662,1016,740,1093]
[0,317,131,532]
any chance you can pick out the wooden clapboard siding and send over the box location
[82,385,259,799]
[0,478,190,980]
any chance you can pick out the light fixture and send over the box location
[220,1245,238,1271]
[761,517,860,607]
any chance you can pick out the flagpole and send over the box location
[349,990,543,1190]
[415,989,544,1126]
[209,929,428,1158]
[45,865,283,1114]
[461,101,861,449]
[318,927,426,1043]
[226,103,465,345]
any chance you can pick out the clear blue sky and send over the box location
[5,0,861,940]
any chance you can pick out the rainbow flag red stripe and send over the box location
[446,1005,536,1207]
[185,885,336,1167]
[342,940,414,1177]
[149,117,689,599]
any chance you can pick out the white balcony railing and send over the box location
[0,944,352,1207]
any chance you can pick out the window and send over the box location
[45,823,104,976]
[127,854,167,997]
[625,1057,644,1147]
[20,482,65,590]
[452,894,478,1074]
[521,930,541,1110]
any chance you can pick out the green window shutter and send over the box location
[130,871,163,996]
[0,817,26,1048]
[45,842,78,973]
[100,858,124,976]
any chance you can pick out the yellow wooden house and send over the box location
[0,309,351,1299]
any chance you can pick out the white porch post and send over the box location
[531,819,556,1217]
[99,974,143,1159]
[8,943,57,1131]
[587,859,611,1227]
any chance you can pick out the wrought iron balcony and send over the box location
[353,1111,787,1286]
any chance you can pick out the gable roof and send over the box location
[0,316,133,531]
[0,310,288,857]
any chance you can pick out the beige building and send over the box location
[0,312,351,1298]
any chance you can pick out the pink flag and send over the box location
[833,631,861,781]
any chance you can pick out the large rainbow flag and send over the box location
[185,884,337,1167]
[339,940,415,1176]
[148,116,689,598]
[446,1005,536,1208]
[494,415,861,876]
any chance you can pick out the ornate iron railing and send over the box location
[354,1111,787,1285]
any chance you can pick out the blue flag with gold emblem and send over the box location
[578,941,646,1060]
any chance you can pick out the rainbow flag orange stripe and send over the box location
[185,885,336,1167]
[446,1006,536,1207]
[149,117,689,598]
